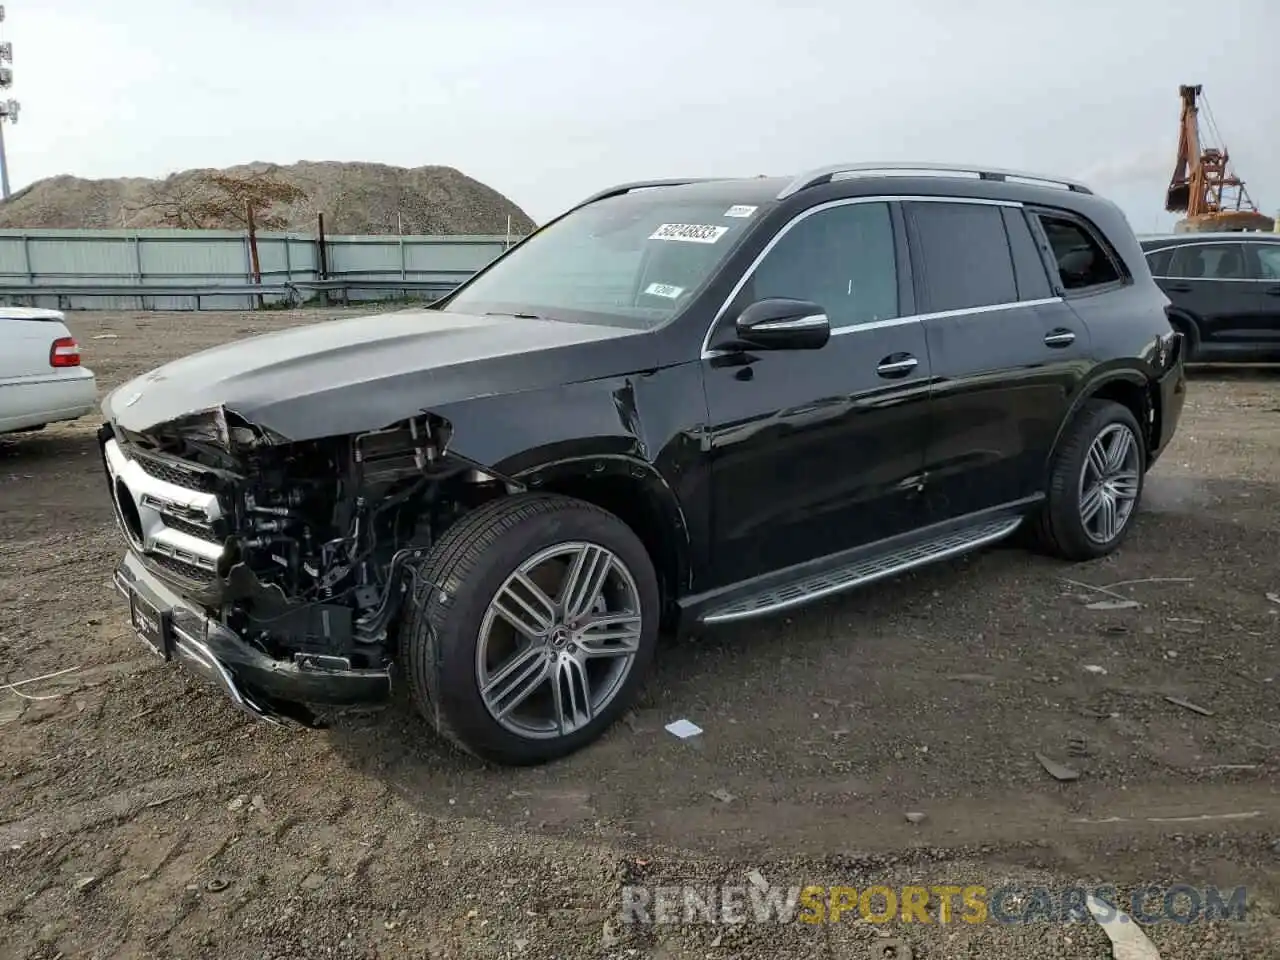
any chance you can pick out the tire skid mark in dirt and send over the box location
[0,770,264,847]
[139,826,195,881]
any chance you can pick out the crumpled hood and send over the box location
[103,307,647,440]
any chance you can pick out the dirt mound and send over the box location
[0,161,536,236]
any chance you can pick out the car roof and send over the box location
[579,177,790,209]
[1140,232,1280,248]
[581,163,1100,213]
[580,164,1146,277]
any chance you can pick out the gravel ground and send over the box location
[1,309,1278,960]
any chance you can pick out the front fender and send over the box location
[433,377,643,477]
[429,364,711,590]
[518,451,694,598]
[431,365,706,478]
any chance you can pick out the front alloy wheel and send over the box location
[400,493,660,765]
[477,542,643,739]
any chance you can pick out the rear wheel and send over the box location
[1031,400,1145,561]
[400,493,659,765]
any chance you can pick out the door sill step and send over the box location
[700,516,1023,625]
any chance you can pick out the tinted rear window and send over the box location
[1035,213,1122,291]
[1145,247,1174,276]
[907,201,1017,312]
[1168,243,1246,280]
[1002,208,1053,301]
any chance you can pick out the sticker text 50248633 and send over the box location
[649,223,729,244]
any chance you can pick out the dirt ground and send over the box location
[1,308,1277,960]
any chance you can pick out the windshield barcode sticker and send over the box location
[644,282,684,299]
[649,223,729,244]
[724,205,757,218]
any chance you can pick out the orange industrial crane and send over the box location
[1165,83,1273,233]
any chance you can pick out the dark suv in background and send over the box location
[1141,231,1280,362]
[99,162,1185,765]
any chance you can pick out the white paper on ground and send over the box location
[665,718,703,739]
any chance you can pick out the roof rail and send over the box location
[776,162,1094,200]
[576,178,722,207]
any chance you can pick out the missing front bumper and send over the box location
[113,550,392,725]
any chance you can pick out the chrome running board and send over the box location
[699,516,1023,625]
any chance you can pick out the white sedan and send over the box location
[0,307,97,434]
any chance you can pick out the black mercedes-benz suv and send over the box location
[1140,231,1280,362]
[99,162,1186,765]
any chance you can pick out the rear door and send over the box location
[905,199,1091,521]
[1159,241,1256,349]
[1242,241,1280,350]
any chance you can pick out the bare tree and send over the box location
[190,170,307,230]
[126,167,307,230]
[123,176,215,228]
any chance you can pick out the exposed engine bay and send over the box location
[104,408,513,673]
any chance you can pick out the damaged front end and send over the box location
[99,405,512,725]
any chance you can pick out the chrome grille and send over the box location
[132,450,219,493]
[103,438,227,584]
[157,513,213,540]
[150,551,216,585]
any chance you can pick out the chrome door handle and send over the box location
[1044,329,1076,348]
[876,356,919,377]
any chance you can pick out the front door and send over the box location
[701,199,932,589]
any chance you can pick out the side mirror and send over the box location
[733,298,830,350]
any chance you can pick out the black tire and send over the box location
[399,493,660,765]
[1030,399,1146,562]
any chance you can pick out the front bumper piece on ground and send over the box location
[113,549,392,726]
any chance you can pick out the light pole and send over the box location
[0,7,17,200]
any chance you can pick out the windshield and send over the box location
[440,192,762,329]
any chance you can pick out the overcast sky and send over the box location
[5,0,1278,230]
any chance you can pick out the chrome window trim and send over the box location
[1151,276,1277,283]
[700,297,1065,359]
[700,194,1047,359]
[900,297,1063,325]
[1143,239,1277,251]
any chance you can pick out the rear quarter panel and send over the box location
[1049,197,1174,374]
[0,315,69,383]
[1067,280,1173,370]
[1044,201,1182,467]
